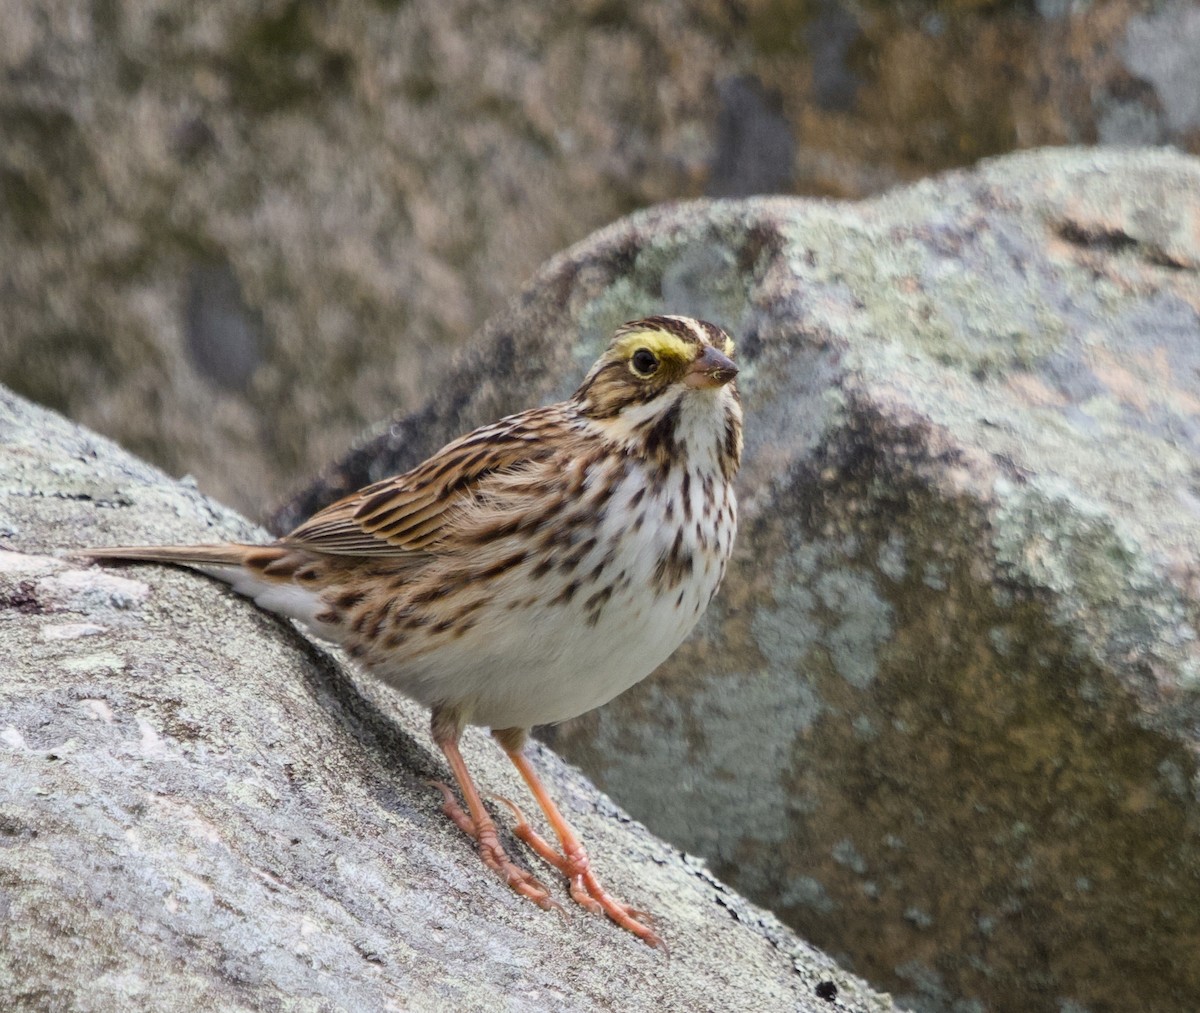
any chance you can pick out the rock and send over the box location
[4,0,1199,519]
[0,388,895,1012]
[275,147,1200,1012]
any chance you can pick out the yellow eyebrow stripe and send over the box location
[613,330,695,363]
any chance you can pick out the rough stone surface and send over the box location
[4,0,1199,518]
[276,148,1200,1013]
[0,386,897,1012]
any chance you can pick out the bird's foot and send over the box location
[494,794,665,950]
[429,780,558,910]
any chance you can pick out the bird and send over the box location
[84,314,742,949]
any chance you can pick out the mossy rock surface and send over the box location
[280,147,1200,1013]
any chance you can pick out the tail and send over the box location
[79,542,337,636]
[79,544,270,568]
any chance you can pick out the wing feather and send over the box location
[281,406,569,558]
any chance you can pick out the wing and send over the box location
[281,406,569,558]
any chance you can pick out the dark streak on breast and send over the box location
[641,400,680,464]
[720,406,743,480]
[471,550,528,583]
[654,527,693,590]
[334,588,367,609]
[552,579,581,606]
[584,585,614,626]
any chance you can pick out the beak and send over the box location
[683,346,739,389]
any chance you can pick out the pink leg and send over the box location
[433,737,556,910]
[500,745,665,951]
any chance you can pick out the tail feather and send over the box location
[80,544,271,568]
[79,542,337,634]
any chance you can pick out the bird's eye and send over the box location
[631,348,658,376]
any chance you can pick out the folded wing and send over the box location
[282,407,567,558]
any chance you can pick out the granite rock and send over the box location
[0,388,895,1012]
[277,147,1200,1013]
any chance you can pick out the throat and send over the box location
[636,390,739,479]
[588,386,741,480]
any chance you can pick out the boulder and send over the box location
[4,0,1198,518]
[276,147,1200,1013]
[0,386,894,1011]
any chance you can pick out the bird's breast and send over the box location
[327,456,737,730]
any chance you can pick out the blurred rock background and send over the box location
[3,0,1198,516]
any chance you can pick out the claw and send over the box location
[435,736,666,949]
[428,765,557,910]
[429,779,477,837]
[500,748,667,950]
[489,792,530,826]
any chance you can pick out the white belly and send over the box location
[373,465,736,730]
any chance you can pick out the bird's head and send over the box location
[572,315,739,420]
